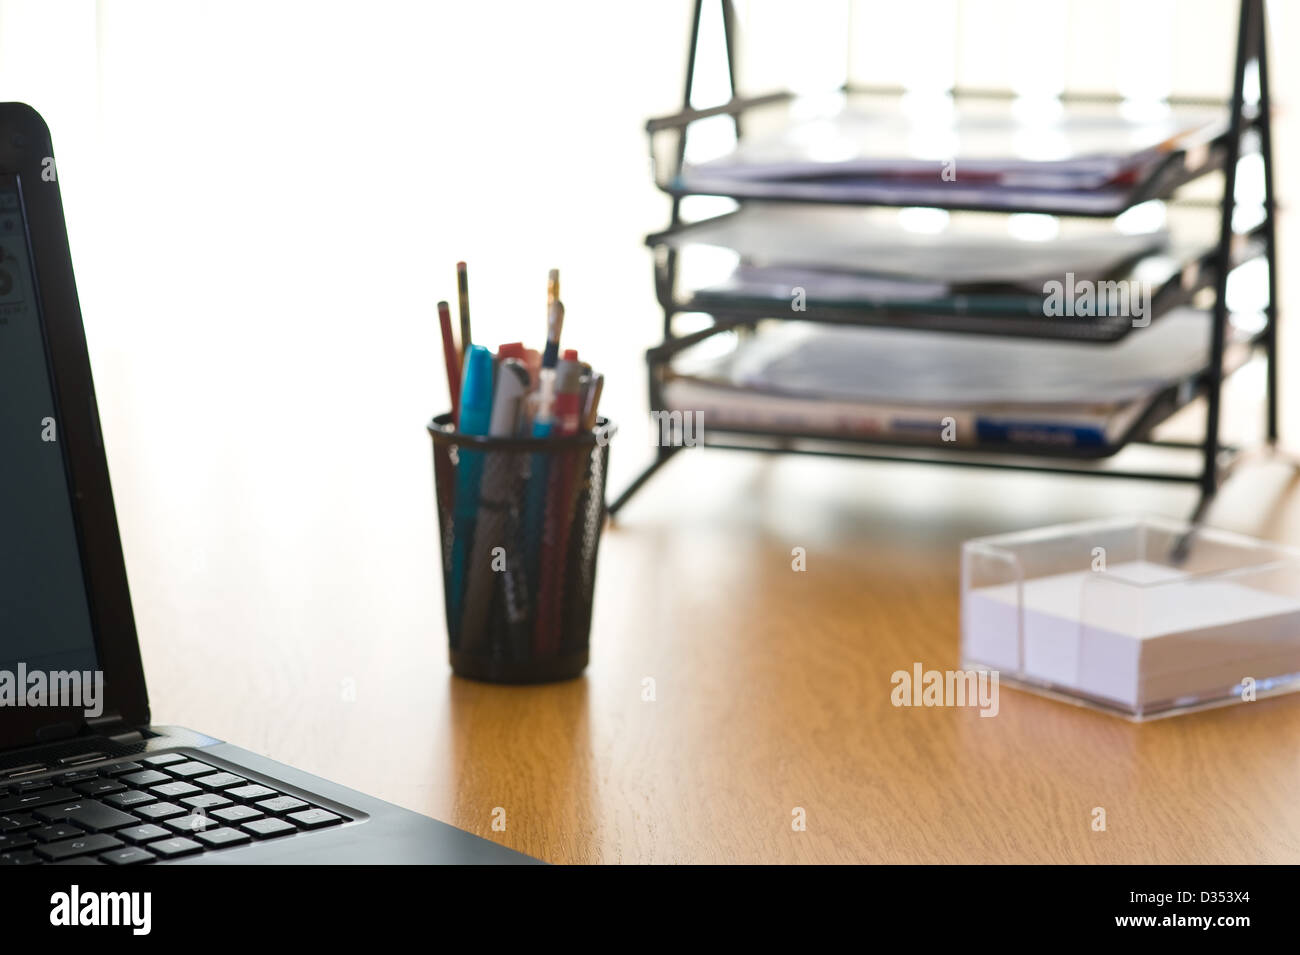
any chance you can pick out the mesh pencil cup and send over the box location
[428,412,615,684]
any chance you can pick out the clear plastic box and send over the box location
[961,516,1300,720]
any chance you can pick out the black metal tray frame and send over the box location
[611,0,1279,525]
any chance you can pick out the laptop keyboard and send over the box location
[0,752,350,864]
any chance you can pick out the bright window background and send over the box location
[0,0,1295,744]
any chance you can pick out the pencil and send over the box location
[437,300,461,425]
[456,261,472,363]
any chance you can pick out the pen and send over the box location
[447,345,493,646]
[520,298,565,631]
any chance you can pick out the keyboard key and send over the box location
[101,846,155,865]
[241,817,296,839]
[116,823,171,844]
[226,784,276,802]
[0,850,40,865]
[0,813,37,832]
[134,802,186,821]
[0,832,36,852]
[122,770,170,787]
[74,779,126,798]
[0,764,47,780]
[181,793,232,811]
[211,805,262,824]
[56,770,101,785]
[256,796,308,814]
[100,762,144,777]
[166,813,219,834]
[151,781,201,799]
[287,808,343,829]
[104,790,157,810]
[164,761,214,778]
[3,764,42,784]
[37,802,138,832]
[195,827,251,848]
[31,824,83,843]
[148,837,202,859]
[13,780,52,794]
[58,752,105,766]
[142,753,187,766]
[35,832,123,861]
[0,787,79,813]
[195,772,246,790]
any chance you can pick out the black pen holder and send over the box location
[428,412,615,683]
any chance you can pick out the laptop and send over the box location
[0,103,534,865]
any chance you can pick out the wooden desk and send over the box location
[128,429,1300,863]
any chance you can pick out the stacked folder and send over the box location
[663,309,1254,453]
[656,202,1262,331]
[645,91,1254,459]
[670,93,1226,214]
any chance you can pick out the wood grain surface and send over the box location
[125,404,1300,863]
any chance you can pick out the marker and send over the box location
[552,352,583,435]
[489,359,529,436]
[447,345,493,645]
[498,341,541,401]
[461,359,530,652]
[534,362,585,655]
[498,341,527,363]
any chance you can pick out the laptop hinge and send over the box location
[83,713,144,744]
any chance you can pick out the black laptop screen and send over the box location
[0,178,99,673]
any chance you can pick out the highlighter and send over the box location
[447,345,494,645]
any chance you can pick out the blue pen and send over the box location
[520,367,555,606]
[448,345,494,646]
